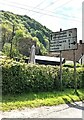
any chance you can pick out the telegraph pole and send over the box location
[10,24,15,58]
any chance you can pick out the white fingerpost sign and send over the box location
[49,28,77,52]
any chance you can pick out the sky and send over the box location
[0,0,83,42]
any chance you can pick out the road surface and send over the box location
[1,101,84,119]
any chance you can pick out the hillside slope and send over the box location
[0,10,52,57]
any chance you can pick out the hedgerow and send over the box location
[1,58,84,94]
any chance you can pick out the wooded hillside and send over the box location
[0,10,52,57]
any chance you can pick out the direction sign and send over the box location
[49,28,77,52]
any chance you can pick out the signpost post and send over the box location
[73,50,77,94]
[59,29,62,91]
[49,28,77,92]
[60,50,62,91]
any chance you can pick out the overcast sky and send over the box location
[0,0,83,41]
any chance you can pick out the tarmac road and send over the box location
[1,101,84,119]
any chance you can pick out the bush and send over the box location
[1,58,84,94]
[62,67,83,89]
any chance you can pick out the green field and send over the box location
[1,89,84,111]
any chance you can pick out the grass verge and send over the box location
[1,89,84,111]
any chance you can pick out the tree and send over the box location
[2,43,20,57]
[1,23,12,49]
[36,30,45,46]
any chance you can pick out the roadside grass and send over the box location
[1,89,84,111]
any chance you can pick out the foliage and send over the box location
[63,63,82,68]
[62,67,83,89]
[2,43,22,57]
[0,10,51,56]
[1,59,83,95]
[0,22,12,49]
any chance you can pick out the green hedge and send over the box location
[63,63,82,68]
[1,59,84,94]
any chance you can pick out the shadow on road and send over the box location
[62,97,84,110]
